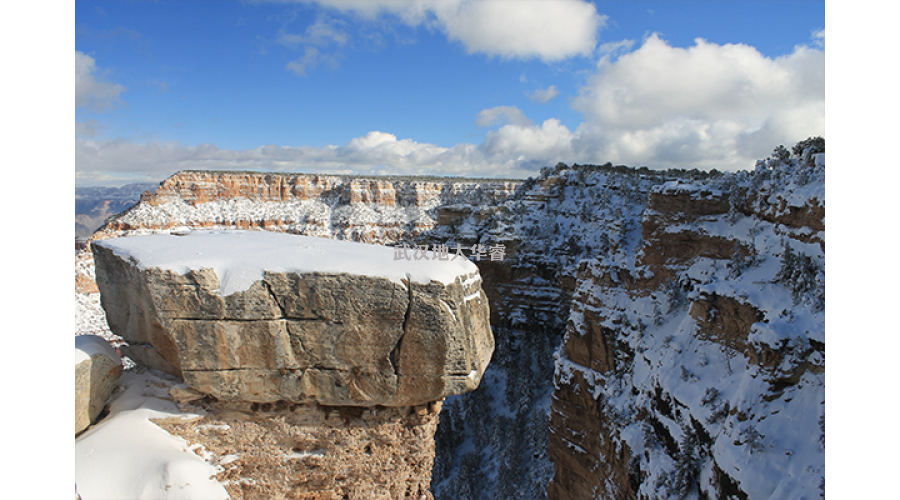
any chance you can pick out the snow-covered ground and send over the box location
[75,368,230,500]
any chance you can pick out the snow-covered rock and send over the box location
[75,334,122,434]
[91,230,494,406]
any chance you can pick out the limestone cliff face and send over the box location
[102,171,520,242]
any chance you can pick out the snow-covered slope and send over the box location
[547,157,824,500]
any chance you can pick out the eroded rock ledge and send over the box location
[92,230,494,407]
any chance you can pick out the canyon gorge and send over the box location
[75,146,825,499]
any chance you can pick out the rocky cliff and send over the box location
[75,147,824,499]
[548,159,825,499]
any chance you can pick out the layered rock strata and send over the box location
[92,230,493,407]
[103,172,520,242]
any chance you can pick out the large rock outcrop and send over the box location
[92,230,494,407]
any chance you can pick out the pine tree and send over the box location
[597,232,611,257]
[773,145,791,164]
[668,424,703,499]
[792,136,825,157]
[739,425,766,454]
[775,242,823,309]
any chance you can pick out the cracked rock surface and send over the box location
[92,230,493,406]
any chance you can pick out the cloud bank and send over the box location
[568,33,825,170]
[75,132,530,186]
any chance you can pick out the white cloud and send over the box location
[286,46,341,76]
[480,119,575,163]
[75,50,126,112]
[465,34,824,173]
[298,0,605,62]
[527,85,560,104]
[277,16,350,48]
[812,28,825,48]
[277,15,349,76]
[596,39,635,63]
[430,0,604,61]
[568,33,825,170]
[475,106,533,127]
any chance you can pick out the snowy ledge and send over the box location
[93,229,480,296]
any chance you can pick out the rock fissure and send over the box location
[390,273,414,379]
[262,279,287,319]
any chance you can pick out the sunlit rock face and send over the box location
[92,230,494,407]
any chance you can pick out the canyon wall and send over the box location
[75,154,824,499]
[547,161,825,500]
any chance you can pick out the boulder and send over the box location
[92,230,493,406]
[75,335,122,434]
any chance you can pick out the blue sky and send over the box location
[74,0,825,186]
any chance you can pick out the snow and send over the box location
[75,334,121,366]
[75,368,229,500]
[94,229,479,296]
[282,449,326,461]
